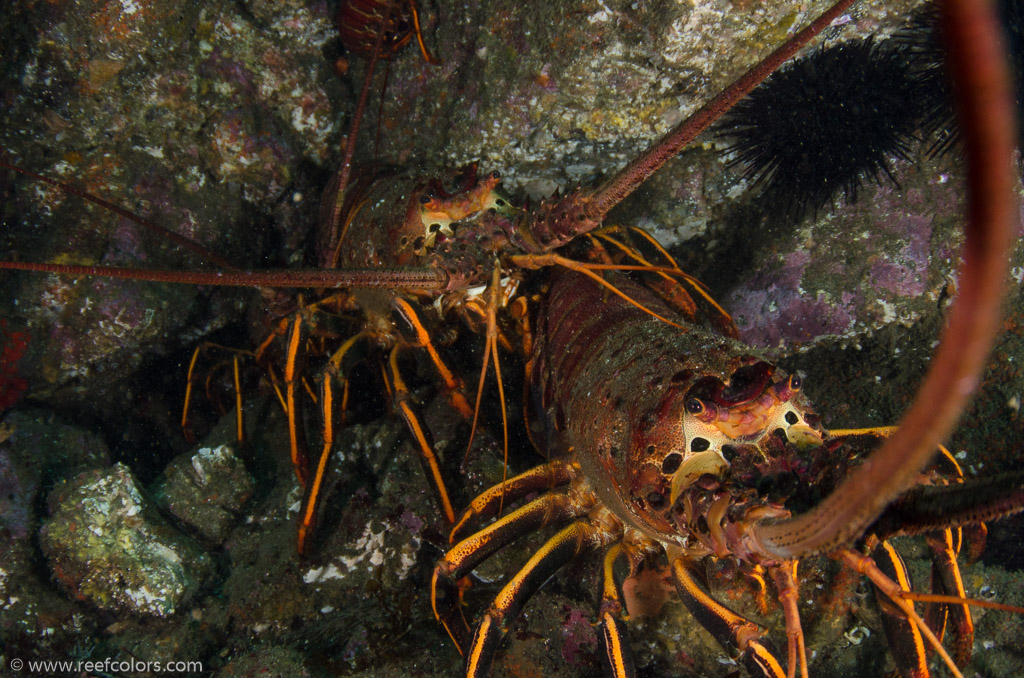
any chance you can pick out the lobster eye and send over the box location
[685,398,704,415]
[419,194,431,204]
[789,375,802,391]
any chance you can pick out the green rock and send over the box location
[40,463,214,618]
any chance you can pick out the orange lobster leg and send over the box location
[670,558,786,678]
[598,606,634,678]
[872,539,930,678]
[391,297,472,418]
[181,346,202,442]
[292,333,372,553]
[597,544,636,678]
[298,309,476,551]
[432,478,589,654]
[744,563,770,616]
[387,295,496,527]
[231,355,243,444]
[924,529,974,667]
[838,549,964,678]
[463,519,617,678]
[284,312,311,486]
[387,342,456,524]
[449,459,575,543]
[180,341,254,444]
[297,373,339,555]
[406,0,438,64]
[295,329,375,554]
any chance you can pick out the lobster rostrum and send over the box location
[1,0,882,554]
[428,1,1024,676]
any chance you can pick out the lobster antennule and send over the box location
[748,0,1017,561]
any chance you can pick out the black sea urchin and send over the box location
[718,38,922,220]
[898,0,1024,157]
[896,2,957,155]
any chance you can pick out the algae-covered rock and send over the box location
[150,442,254,544]
[40,463,214,618]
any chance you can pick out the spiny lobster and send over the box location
[436,251,1024,676]
[425,2,1023,676]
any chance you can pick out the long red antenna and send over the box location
[321,11,389,267]
[527,0,860,249]
[0,260,447,290]
[750,0,1017,559]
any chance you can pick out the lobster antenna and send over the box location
[750,0,1016,559]
[322,15,390,265]
[0,260,448,290]
[325,1,439,266]
[584,0,859,223]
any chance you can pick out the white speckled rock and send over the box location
[40,463,214,618]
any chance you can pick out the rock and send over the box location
[0,411,113,664]
[151,441,254,544]
[0,527,99,667]
[103,617,217,678]
[40,463,214,618]
[371,0,920,194]
[215,646,312,678]
[0,0,340,428]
